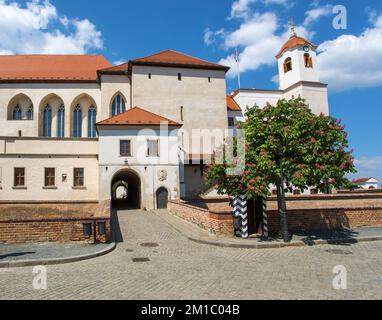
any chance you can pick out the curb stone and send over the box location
[0,242,116,269]
[158,211,382,249]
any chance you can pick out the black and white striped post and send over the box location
[233,195,249,238]
[261,194,269,239]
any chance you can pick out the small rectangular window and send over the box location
[44,168,55,187]
[148,73,152,79]
[147,140,159,157]
[180,106,184,121]
[120,140,132,157]
[208,77,211,83]
[14,168,25,187]
[228,117,235,127]
[74,168,85,187]
[178,73,182,81]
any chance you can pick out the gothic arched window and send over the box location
[284,58,292,73]
[43,105,52,137]
[13,105,22,120]
[88,105,97,138]
[111,94,126,116]
[73,105,82,138]
[27,105,34,120]
[57,105,65,138]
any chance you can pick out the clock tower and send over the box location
[276,22,320,91]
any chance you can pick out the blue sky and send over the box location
[1,0,382,182]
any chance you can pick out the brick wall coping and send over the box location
[265,206,382,213]
[337,189,382,194]
[0,201,99,204]
[0,216,110,223]
[169,200,209,213]
[169,200,232,215]
[267,193,382,201]
[0,200,111,222]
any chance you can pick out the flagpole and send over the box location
[235,47,241,89]
[237,60,241,89]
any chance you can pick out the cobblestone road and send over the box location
[1,210,381,300]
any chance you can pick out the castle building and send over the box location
[0,31,330,210]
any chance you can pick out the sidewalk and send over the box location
[157,210,382,249]
[0,242,116,268]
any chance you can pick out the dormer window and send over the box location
[283,58,292,73]
[304,53,313,68]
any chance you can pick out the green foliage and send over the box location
[207,97,356,198]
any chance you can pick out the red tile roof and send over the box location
[131,50,230,72]
[227,96,241,111]
[0,55,112,82]
[97,107,182,127]
[98,62,129,74]
[352,178,378,184]
[276,36,318,58]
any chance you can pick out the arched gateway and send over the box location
[111,169,141,209]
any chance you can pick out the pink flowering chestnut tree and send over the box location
[207,97,356,199]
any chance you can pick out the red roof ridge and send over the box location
[98,62,129,74]
[97,106,182,127]
[276,35,318,58]
[131,49,229,72]
[131,49,174,62]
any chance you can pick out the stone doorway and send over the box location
[156,187,169,209]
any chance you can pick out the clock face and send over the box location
[303,45,310,52]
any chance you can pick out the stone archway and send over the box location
[111,169,141,209]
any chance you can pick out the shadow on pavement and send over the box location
[111,208,124,244]
[293,228,359,246]
[0,252,36,260]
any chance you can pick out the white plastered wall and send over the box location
[131,65,228,155]
[98,126,181,210]
[0,156,98,201]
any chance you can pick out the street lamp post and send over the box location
[275,133,291,243]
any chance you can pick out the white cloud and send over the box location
[272,74,279,84]
[113,59,126,66]
[230,0,291,19]
[317,15,382,91]
[263,0,290,6]
[203,28,225,46]
[304,4,333,26]
[217,12,312,78]
[0,0,103,55]
[351,156,382,182]
[208,1,382,91]
[230,0,256,19]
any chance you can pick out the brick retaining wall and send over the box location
[169,194,382,236]
[0,201,111,244]
[168,200,233,236]
[266,207,382,233]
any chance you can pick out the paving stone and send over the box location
[0,210,381,300]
